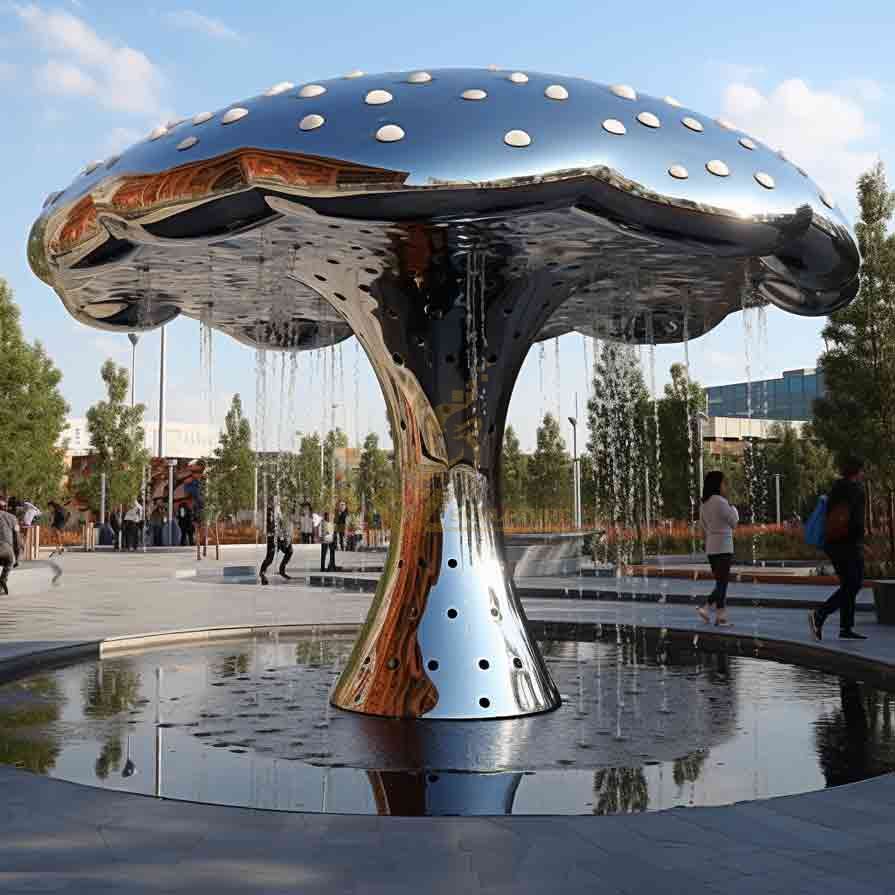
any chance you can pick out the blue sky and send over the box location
[2,1,892,451]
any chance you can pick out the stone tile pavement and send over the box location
[2,547,895,892]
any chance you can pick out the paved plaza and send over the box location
[3,547,895,893]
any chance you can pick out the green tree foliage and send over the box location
[526,413,572,520]
[814,161,895,558]
[0,279,68,504]
[586,342,651,528]
[658,362,706,520]
[84,360,149,512]
[206,394,254,519]
[500,425,528,514]
[763,423,835,520]
[355,432,392,512]
[323,427,349,505]
[296,432,324,505]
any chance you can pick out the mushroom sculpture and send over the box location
[28,68,860,720]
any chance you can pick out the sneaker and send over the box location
[279,571,292,580]
[808,610,823,642]
[259,573,269,586]
[839,630,867,640]
[0,580,7,596]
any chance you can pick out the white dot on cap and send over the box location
[365,89,393,105]
[820,191,835,209]
[177,136,199,151]
[682,116,704,133]
[376,124,405,142]
[83,160,102,175]
[504,129,531,147]
[221,107,249,124]
[706,159,730,177]
[664,96,682,107]
[299,114,325,131]
[509,72,529,84]
[602,118,626,135]
[545,84,569,100]
[407,71,432,83]
[610,84,637,101]
[266,82,294,96]
[299,84,327,98]
[637,111,660,129]
[148,125,168,141]
[345,70,365,79]
[192,112,213,125]
[754,171,775,189]
[668,164,689,180]
[739,137,756,150]
[462,89,487,101]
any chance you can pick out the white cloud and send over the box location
[14,4,164,115]
[164,9,238,40]
[721,77,879,209]
[103,125,145,154]
[0,61,16,81]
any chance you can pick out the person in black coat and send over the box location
[810,457,867,642]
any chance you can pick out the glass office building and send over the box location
[705,368,825,421]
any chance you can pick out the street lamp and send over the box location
[568,393,581,530]
[127,333,139,408]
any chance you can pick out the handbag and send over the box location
[824,501,850,544]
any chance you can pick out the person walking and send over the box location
[47,501,67,557]
[109,509,122,550]
[178,504,194,547]
[150,502,163,547]
[299,502,314,545]
[0,498,20,595]
[320,511,336,572]
[335,500,348,551]
[810,457,867,641]
[697,471,738,627]
[259,498,294,585]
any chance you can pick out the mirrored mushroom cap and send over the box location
[28,67,859,347]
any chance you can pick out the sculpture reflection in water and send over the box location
[28,68,861,721]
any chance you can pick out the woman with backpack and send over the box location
[697,471,739,627]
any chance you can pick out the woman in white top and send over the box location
[698,471,739,627]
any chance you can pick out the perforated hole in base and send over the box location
[478,659,490,670]
[513,658,523,669]
[386,658,399,670]
[479,697,491,709]
[447,608,458,619]
[447,558,458,569]
[427,659,439,671]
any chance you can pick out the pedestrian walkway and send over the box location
[2,550,895,893]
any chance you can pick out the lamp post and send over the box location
[696,411,709,512]
[568,395,581,530]
[127,333,139,408]
[157,325,167,458]
[775,473,782,525]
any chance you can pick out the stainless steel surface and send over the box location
[27,67,862,720]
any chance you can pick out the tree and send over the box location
[586,342,651,529]
[500,425,528,515]
[295,432,324,505]
[814,161,895,560]
[657,362,706,520]
[526,413,572,523]
[84,360,149,512]
[323,427,349,506]
[355,433,392,514]
[0,279,68,505]
[206,394,254,520]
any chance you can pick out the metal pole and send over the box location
[253,463,259,542]
[158,325,166,458]
[775,474,782,525]
[167,459,176,545]
[100,472,106,526]
[128,333,139,409]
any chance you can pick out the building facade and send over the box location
[60,418,221,459]
[705,368,824,421]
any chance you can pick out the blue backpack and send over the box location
[804,495,828,547]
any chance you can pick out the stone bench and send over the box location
[872,580,895,625]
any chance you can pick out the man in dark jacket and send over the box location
[810,457,867,641]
